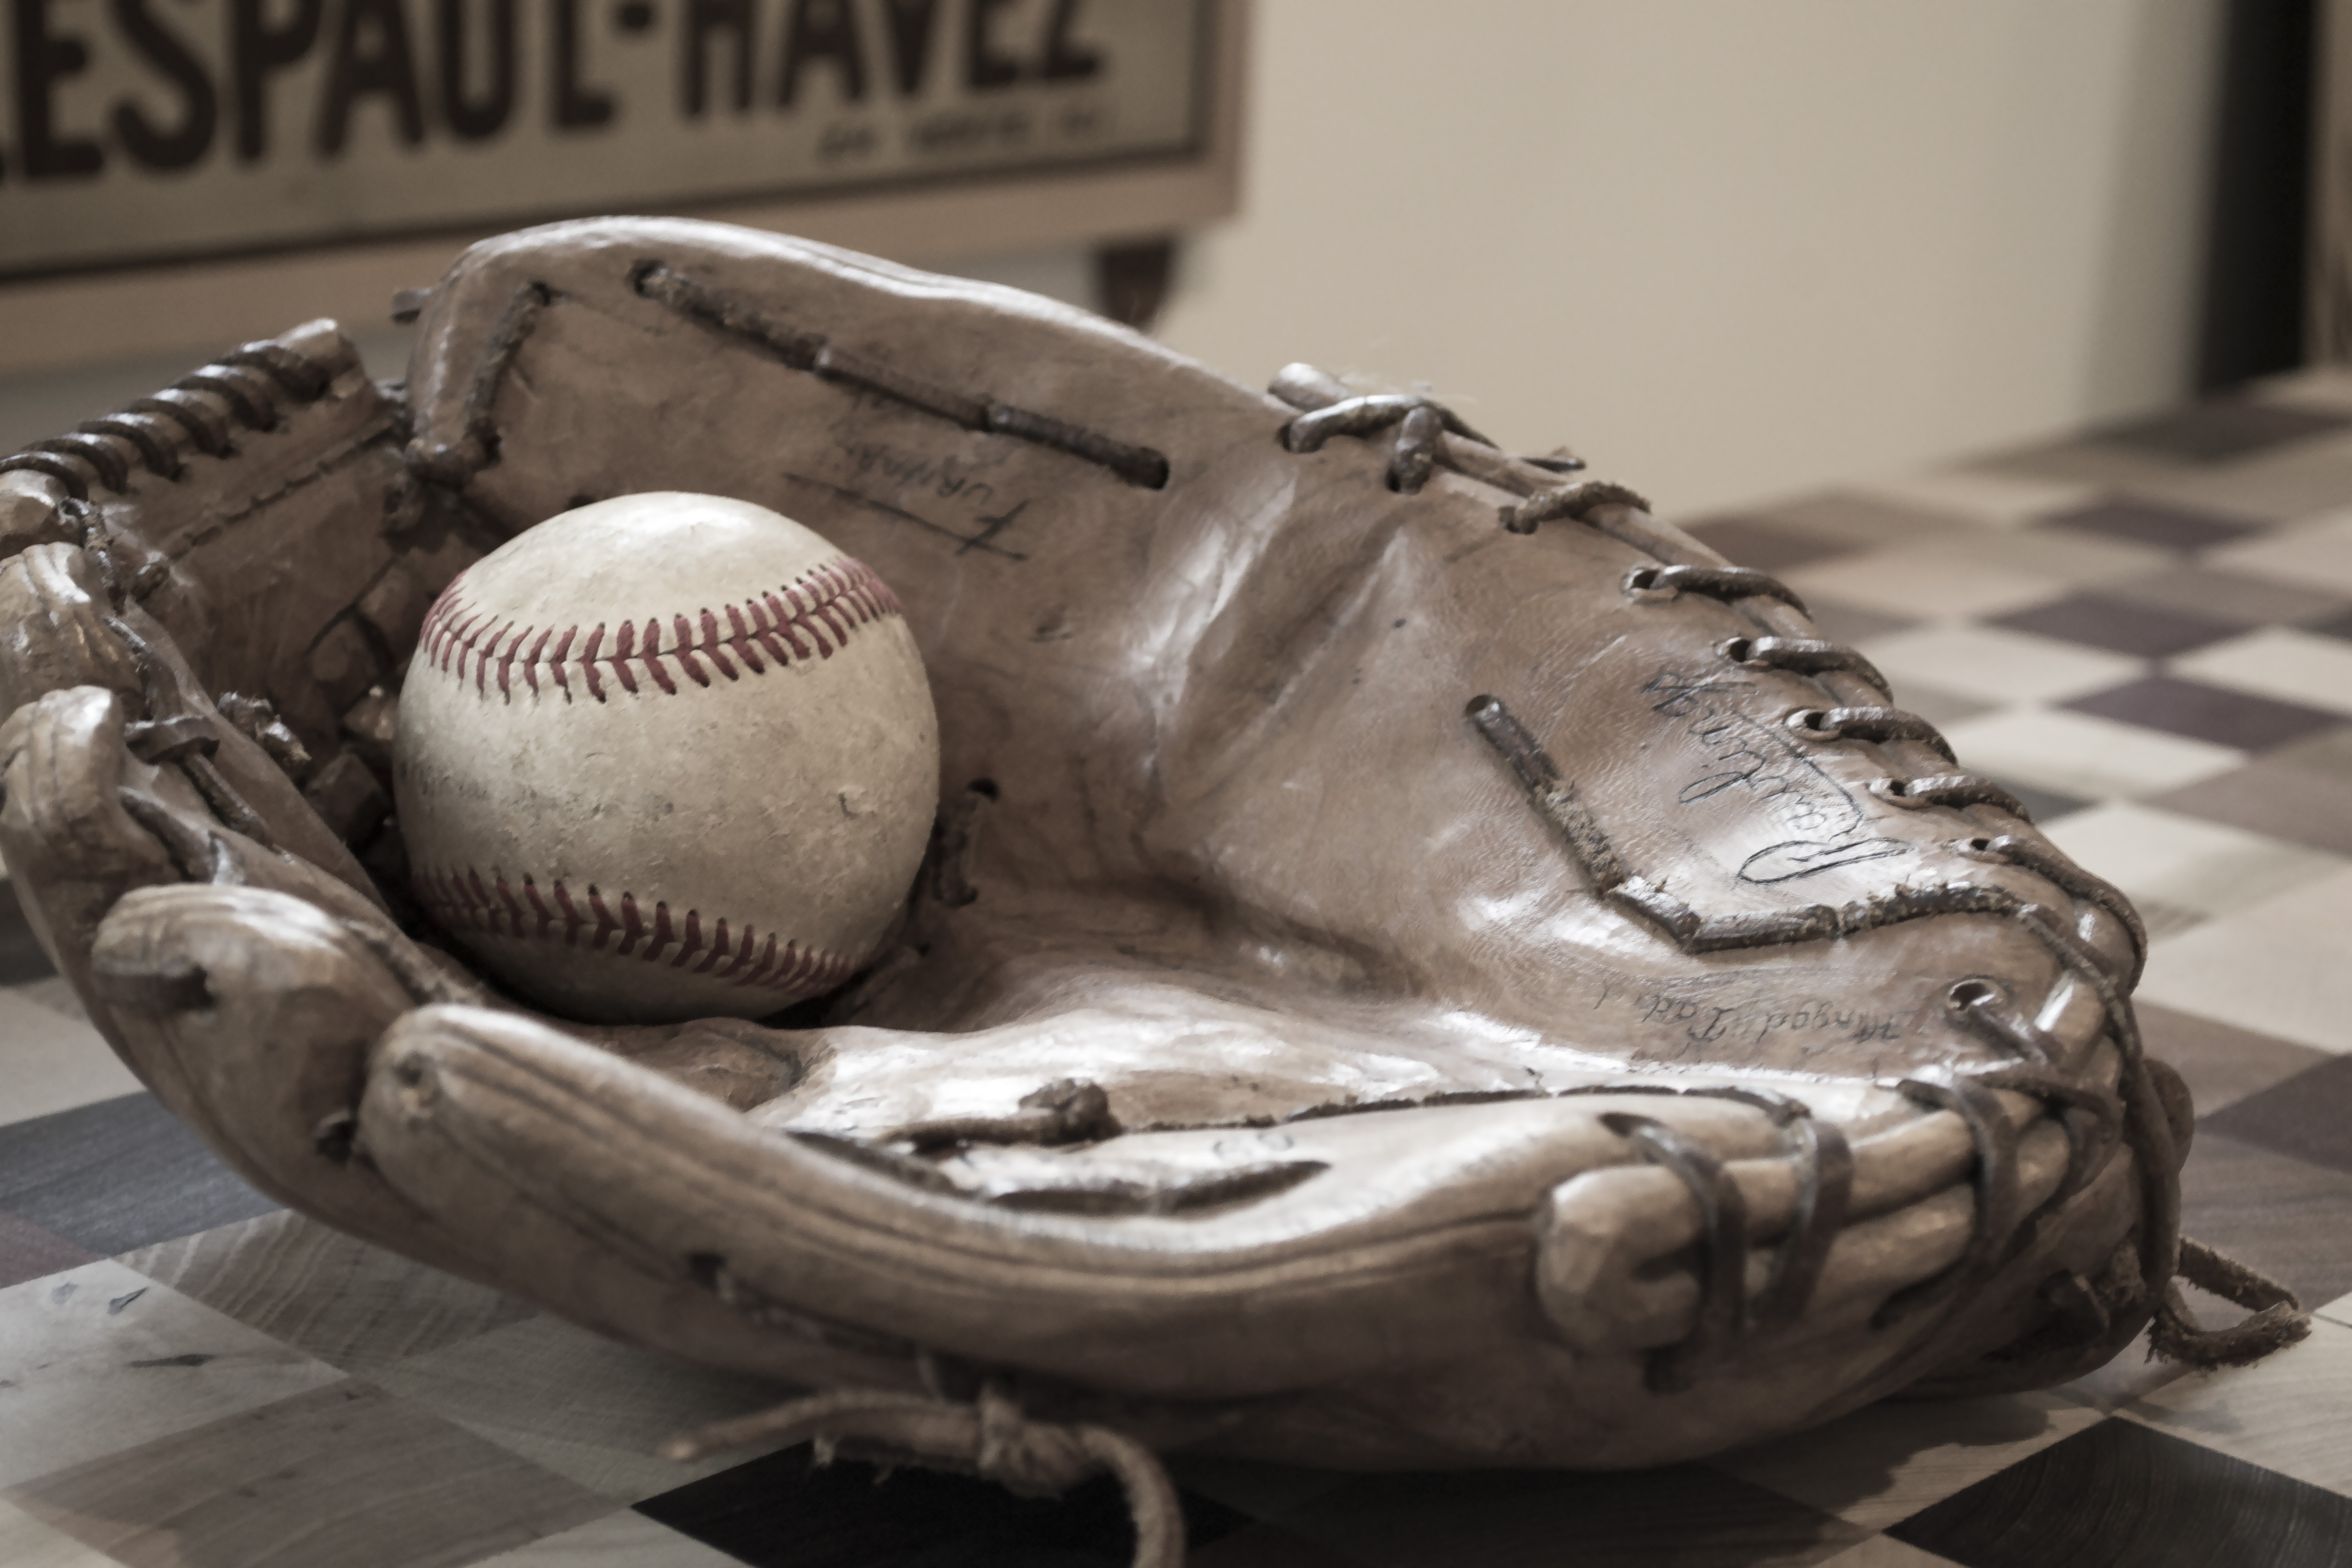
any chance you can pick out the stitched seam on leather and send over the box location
[632,262,1170,490]
[415,554,902,702]
[411,864,858,995]
[170,412,398,556]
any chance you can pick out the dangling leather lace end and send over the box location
[2147,1236,2313,1369]
[662,1384,1185,1568]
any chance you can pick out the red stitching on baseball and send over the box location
[417,555,901,704]
[411,865,859,998]
[612,622,641,695]
[588,885,620,949]
[618,890,646,955]
[581,625,605,700]
[644,620,680,695]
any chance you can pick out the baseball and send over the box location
[392,493,940,1024]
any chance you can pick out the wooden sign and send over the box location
[0,0,1240,365]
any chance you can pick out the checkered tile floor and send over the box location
[8,375,2352,1566]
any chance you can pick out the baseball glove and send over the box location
[0,218,2307,1565]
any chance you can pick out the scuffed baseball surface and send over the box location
[394,493,940,1022]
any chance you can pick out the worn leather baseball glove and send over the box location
[0,219,2306,1565]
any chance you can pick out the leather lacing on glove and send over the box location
[0,341,334,501]
[614,362,2312,1568]
[1,325,2316,1568]
[1264,366,2309,1383]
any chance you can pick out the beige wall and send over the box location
[3,0,2227,516]
[1154,0,2226,514]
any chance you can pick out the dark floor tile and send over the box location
[1272,1465,1863,1568]
[1890,1417,2352,1568]
[0,881,57,986]
[2037,496,2272,551]
[2200,1057,2352,1175]
[1988,777,2093,826]
[2103,565,2352,631]
[0,1207,97,1288]
[2151,755,2352,857]
[2177,1131,2352,1310]
[2090,400,2352,463]
[1802,596,1921,647]
[1987,592,2242,657]
[2062,675,2343,751]
[1681,517,1860,573]
[1162,1455,1352,1522]
[2140,1002,2333,1118]
[1189,1524,1365,1566]
[638,1446,1252,1568]
[0,1092,281,1256]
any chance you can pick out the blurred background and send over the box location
[1156,0,2312,510]
[0,0,2330,514]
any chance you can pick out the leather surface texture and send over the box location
[0,218,2182,1478]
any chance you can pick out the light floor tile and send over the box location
[4,1379,611,1568]
[2170,626,2352,718]
[475,1510,744,1565]
[2121,1315,2352,1498]
[0,1258,345,1487]
[1849,469,2100,530]
[1783,551,2059,622]
[0,1499,120,1567]
[2263,366,2352,413]
[1817,1537,1967,1568]
[1919,525,2172,584]
[373,1311,798,1502]
[0,989,141,1127]
[2136,866,2352,1054]
[1859,626,2149,707]
[120,1209,534,1377]
[2138,899,2210,942]
[1713,1389,2104,1533]
[1790,533,2172,625]
[2041,802,2346,917]
[1885,681,1997,730]
[1938,707,2243,803]
[2055,1328,2193,1411]
[2320,1292,2352,1330]
[2211,509,2352,595]
[14,977,87,1025]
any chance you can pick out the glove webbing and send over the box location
[1458,521,2300,1390]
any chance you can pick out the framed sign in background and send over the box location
[0,0,1241,370]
